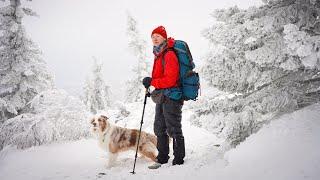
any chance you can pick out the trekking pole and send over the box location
[130,88,150,174]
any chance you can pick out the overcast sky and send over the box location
[17,0,263,100]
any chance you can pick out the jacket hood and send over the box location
[167,37,175,48]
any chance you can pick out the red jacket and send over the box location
[151,38,179,89]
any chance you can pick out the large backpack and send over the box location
[162,40,200,101]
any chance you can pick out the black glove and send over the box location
[142,77,152,89]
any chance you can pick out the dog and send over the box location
[90,115,158,168]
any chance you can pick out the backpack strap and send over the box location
[161,48,181,87]
[160,48,174,70]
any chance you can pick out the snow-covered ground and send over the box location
[0,103,319,180]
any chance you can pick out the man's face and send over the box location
[151,33,166,46]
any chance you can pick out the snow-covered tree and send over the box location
[0,0,93,151]
[191,0,320,146]
[0,89,91,150]
[82,76,92,108]
[0,0,53,123]
[83,57,111,114]
[125,12,150,102]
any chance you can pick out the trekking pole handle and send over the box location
[145,88,151,100]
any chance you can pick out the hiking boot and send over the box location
[148,162,162,169]
[172,158,184,165]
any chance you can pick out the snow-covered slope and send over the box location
[0,107,223,180]
[0,103,319,180]
[195,102,320,180]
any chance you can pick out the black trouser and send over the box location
[154,97,185,164]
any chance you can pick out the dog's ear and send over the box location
[101,115,108,120]
[90,118,95,124]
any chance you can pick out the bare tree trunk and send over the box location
[10,0,21,23]
[10,0,21,7]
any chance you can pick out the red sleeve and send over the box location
[151,51,179,89]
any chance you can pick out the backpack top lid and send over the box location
[166,38,190,55]
[174,41,195,69]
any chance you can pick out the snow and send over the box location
[0,89,91,150]
[244,37,257,45]
[283,23,320,70]
[1,103,319,180]
[1,1,320,180]
[0,2,54,121]
[196,102,320,180]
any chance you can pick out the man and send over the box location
[142,25,185,169]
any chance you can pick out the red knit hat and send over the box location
[151,26,167,39]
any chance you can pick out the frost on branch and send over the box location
[0,89,91,150]
[195,0,320,146]
[0,1,53,122]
